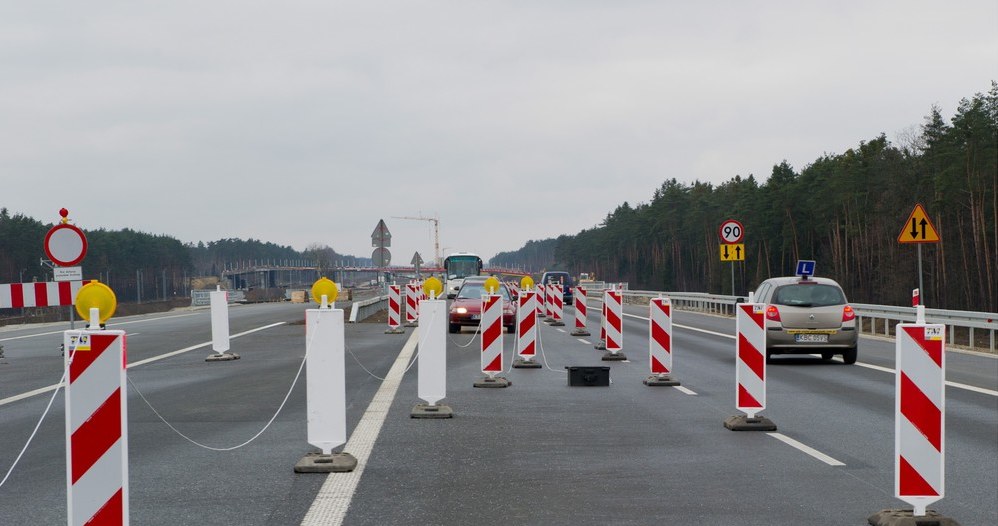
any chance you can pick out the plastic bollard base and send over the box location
[723,414,777,431]
[205,352,240,362]
[644,374,680,386]
[473,376,511,388]
[512,357,542,369]
[411,403,454,419]
[867,509,961,526]
[294,452,358,473]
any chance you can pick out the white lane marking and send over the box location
[0,313,201,342]
[625,313,998,397]
[767,432,846,466]
[301,327,419,525]
[674,386,698,395]
[0,322,286,407]
[556,328,566,333]
[577,339,592,345]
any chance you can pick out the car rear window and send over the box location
[457,283,511,300]
[544,273,573,287]
[772,284,845,307]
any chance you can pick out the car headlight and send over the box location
[454,307,468,314]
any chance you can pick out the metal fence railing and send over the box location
[349,295,388,323]
[605,289,997,354]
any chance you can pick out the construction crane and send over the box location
[392,213,441,266]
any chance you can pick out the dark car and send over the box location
[753,276,858,364]
[540,271,574,306]
[448,276,517,333]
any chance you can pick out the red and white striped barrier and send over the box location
[549,284,564,325]
[895,317,946,516]
[1,280,83,308]
[512,290,541,369]
[535,285,545,318]
[736,303,766,417]
[594,292,607,349]
[508,282,520,297]
[64,329,129,526]
[386,284,403,333]
[571,286,589,336]
[405,283,419,326]
[602,290,624,359]
[645,298,680,385]
[544,284,555,319]
[480,294,504,376]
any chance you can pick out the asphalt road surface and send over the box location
[1,300,995,525]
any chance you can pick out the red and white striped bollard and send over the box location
[513,290,540,368]
[644,297,679,386]
[571,286,590,336]
[386,284,404,334]
[474,291,510,387]
[601,289,626,360]
[724,303,775,430]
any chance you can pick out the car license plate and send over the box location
[471,315,480,320]
[795,333,828,343]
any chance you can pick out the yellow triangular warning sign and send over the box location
[897,204,941,243]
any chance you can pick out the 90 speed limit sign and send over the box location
[718,219,744,244]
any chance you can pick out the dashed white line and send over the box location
[673,385,698,395]
[556,328,566,333]
[767,432,845,466]
[577,339,592,345]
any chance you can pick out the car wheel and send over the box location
[765,350,773,363]
[449,323,460,334]
[821,352,834,361]
[842,347,858,365]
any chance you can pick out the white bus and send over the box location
[443,252,483,299]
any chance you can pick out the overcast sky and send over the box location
[3,1,996,265]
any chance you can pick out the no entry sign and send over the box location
[44,222,88,267]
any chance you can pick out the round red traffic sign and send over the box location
[44,223,88,266]
[718,219,744,244]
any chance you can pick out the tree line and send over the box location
[492,83,997,312]
[0,210,362,304]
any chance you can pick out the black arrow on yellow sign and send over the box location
[720,243,745,261]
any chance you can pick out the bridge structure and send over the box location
[221,263,529,290]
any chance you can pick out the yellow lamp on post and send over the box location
[75,280,117,327]
[311,277,339,308]
[483,276,501,295]
[422,276,443,300]
[520,276,535,291]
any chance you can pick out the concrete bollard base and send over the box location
[411,403,454,419]
[601,351,627,361]
[205,352,240,362]
[723,415,777,431]
[644,374,680,386]
[512,358,542,369]
[473,376,511,388]
[294,452,358,473]
[570,329,591,336]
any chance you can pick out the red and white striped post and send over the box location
[601,289,626,361]
[644,297,680,386]
[535,284,546,318]
[513,290,540,368]
[474,290,510,387]
[571,286,590,336]
[895,309,946,516]
[724,303,776,430]
[64,326,129,526]
[549,284,565,326]
[404,283,419,327]
[386,284,404,334]
[544,284,555,321]
[595,290,607,349]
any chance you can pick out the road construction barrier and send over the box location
[550,284,564,326]
[0,280,83,308]
[571,286,590,336]
[386,285,403,333]
[64,327,129,526]
[894,309,946,516]
[645,298,680,386]
[604,289,622,353]
[516,291,538,361]
[545,284,555,319]
[481,294,504,375]
[405,283,419,326]
[206,287,238,361]
[736,303,766,416]
[536,285,545,318]
[413,278,451,417]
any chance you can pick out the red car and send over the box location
[448,277,517,333]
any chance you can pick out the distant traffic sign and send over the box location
[371,219,392,248]
[410,252,424,266]
[372,247,391,267]
[719,244,745,261]
[897,204,940,243]
[44,222,87,267]
[719,219,744,244]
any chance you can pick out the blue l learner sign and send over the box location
[796,260,816,278]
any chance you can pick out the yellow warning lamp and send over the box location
[75,280,117,325]
[311,277,339,306]
[520,276,535,290]
[483,276,501,295]
[423,276,443,299]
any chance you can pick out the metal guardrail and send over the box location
[611,289,997,353]
[349,295,388,323]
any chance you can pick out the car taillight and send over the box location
[766,305,781,322]
[842,305,856,322]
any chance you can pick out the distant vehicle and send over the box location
[540,271,574,306]
[448,276,517,333]
[443,252,483,299]
[752,276,858,364]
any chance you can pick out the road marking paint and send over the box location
[577,339,591,345]
[0,322,287,407]
[673,385,698,395]
[625,313,997,397]
[556,328,566,333]
[0,313,201,342]
[767,432,845,466]
[301,327,419,525]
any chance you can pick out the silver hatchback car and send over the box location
[752,276,858,364]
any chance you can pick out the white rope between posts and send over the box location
[0,345,79,489]
[448,318,482,348]
[536,321,567,374]
[349,311,435,381]
[127,312,326,452]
